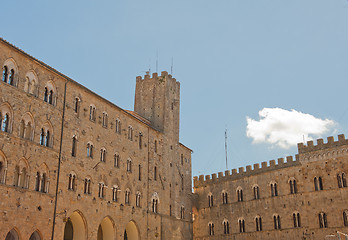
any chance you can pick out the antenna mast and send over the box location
[225,129,228,169]
[171,57,173,75]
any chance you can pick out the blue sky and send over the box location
[2,0,348,177]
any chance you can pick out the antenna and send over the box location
[171,57,173,75]
[225,129,228,169]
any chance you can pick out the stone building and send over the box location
[193,135,348,240]
[0,38,193,240]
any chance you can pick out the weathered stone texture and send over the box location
[0,38,192,240]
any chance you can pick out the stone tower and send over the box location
[134,71,180,142]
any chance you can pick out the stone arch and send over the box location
[0,150,8,183]
[97,216,116,240]
[40,120,54,147]
[44,80,57,105]
[0,102,14,133]
[19,112,35,140]
[124,220,140,240]
[3,58,19,86]
[29,230,42,240]
[5,227,21,240]
[64,210,88,240]
[35,163,50,193]
[24,70,39,96]
[14,157,30,188]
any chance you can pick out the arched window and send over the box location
[5,229,20,240]
[125,189,130,204]
[223,220,230,234]
[98,182,105,198]
[41,173,47,193]
[289,178,297,194]
[256,216,262,231]
[238,219,245,233]
[72,136,77,157]
[89,105,96,121]
[337,173,347,188]
[127,158,132,172]
[152,196,159,213]
[102,112,108,127]
[319,212,328,228]
[293,212,301,228]
[40,128,45,145]
[45,130,50,147]
[208,222,214,236]
[8,69,14,85]
[180,206,185,219]
[112,186,118,202]
[222,191,228,204]
[128,126,133,140]
[2,66,8,83]
[25,71,39,96]
[139,132,143,149]
[138,164,141,181]
[87,143,93,158]
[271,182,278,197]
[35,172,41,191]
[136,192,141,207]
[273,214,281,229]
[68,173,76,191]
[44,81,56,105]
[115,119,121,133]
[253,185,260,200]
[0,156,6,184]
[100,148,106,162]
[84,178,91,194]
[14,159,29,189]
[343,210,348,226]
[48,90,54,104]
[74,97,80,114]
[114,153,119,168]
[237,188,243,202]
[20,113,34,140]
[2,113,9,132]
[44,87,48,102]
[314,176,324,191]
[208,193,214,207]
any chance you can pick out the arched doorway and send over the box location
[97,217,115,240]
[5,229,19,240]
[29,231,42,240]
[63,211,86,240]
[124,221,139,240]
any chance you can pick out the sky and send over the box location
[2,0,348,178]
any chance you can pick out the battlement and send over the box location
[297,134,348,154]
[136,71,178,83]
[193,155,299,188]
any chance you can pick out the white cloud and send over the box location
[246,108,336,149]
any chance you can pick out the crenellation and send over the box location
[194,155,300,188]
[152,72,158,78]
[253,163,260,170]
[298,134,348,154]
[161,71,168,77]
[224,170,230,176]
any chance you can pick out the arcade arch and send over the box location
[97,216,115,240]
[63,211,87,240]
[124,221,140,240]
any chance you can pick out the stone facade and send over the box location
[0,38,192,240]
[193,135,348,240]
